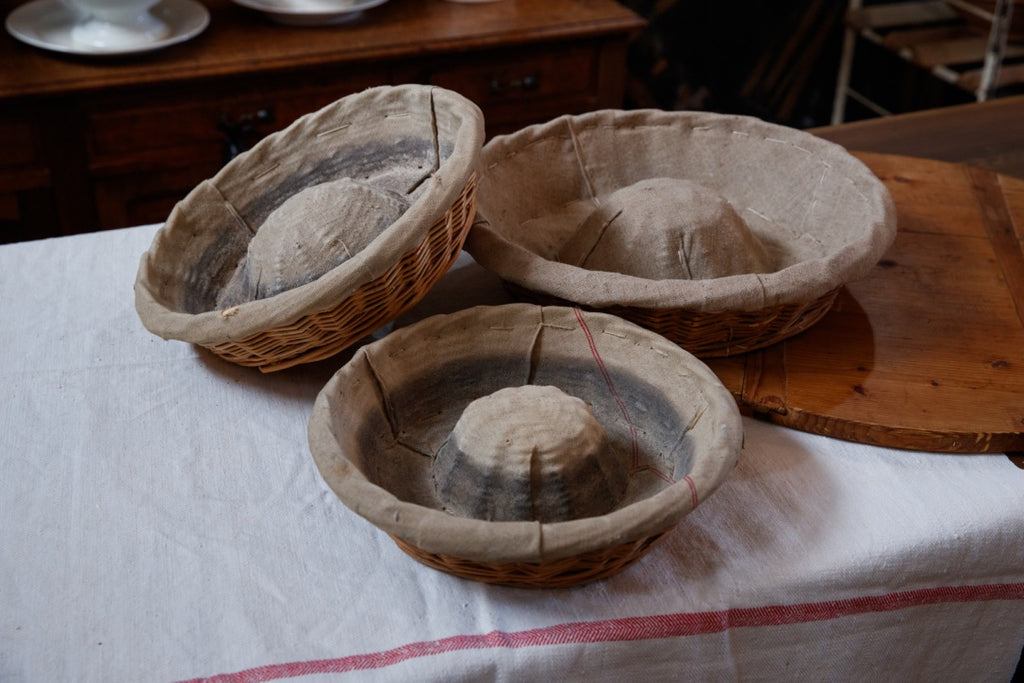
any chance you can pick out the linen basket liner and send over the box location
[134,84,484,346]
[466,109,897,312]
[307,304,742,564]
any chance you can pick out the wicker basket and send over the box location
[466,109,896,357]
[388,528,674,589]
[308,304,743,588]
[203,176,476,371]
[504,280,839,358]
[134,85,484,372]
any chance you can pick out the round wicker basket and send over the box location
[307,303,743,588]
[466,109,896,357]
[134,85,484,372]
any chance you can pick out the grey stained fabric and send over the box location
[430,384,628,524]
[307,304,743,564]
[134,85,484,346]
[466,109,897,311]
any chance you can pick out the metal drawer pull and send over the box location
[217,107,276,162]
[488,74,539,95]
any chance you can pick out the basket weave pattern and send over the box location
[506,282,840,357]
[389,527,673,589]
[205,174,477,372]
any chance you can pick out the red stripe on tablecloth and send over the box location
[184,582,1024,682]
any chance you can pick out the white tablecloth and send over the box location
[1,225,1022,682]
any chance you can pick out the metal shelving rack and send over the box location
[832,0,1020,123]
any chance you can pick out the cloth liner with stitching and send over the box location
[465,109,897,312]
[134,84,484,346]
[307,303,743,565]
[216,178,411,308]
[554,176,773,280]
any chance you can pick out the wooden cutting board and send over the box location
[705,152,1024,454]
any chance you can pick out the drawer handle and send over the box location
[217,108,276,163]
[488,74,539,96]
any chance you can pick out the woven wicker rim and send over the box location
[506,281,839,358]
[389,527,674,588]
[204,175,477,372]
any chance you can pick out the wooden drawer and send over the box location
[416,42,603,134]
[0,110,50,188]
[85,70,385,174]
[84,70,385,228]
[0,118,42,172]
[92,161,224,229]
[0,108,59,242]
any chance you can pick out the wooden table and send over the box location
[725,96,1024,461]
[0,0,643,241]
[811,94,1024,179]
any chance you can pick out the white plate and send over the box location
[231,0,389,26]
[5,0,209,56]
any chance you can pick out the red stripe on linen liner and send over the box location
[684,474,699,508]
[184,582,1024,682]
[572,307,640,468]
[571,308,674,484]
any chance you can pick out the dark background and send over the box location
[617,0,998,129]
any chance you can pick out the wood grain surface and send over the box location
[0,0,643,98]
[810,95,1024,180]
[706,151,1024,454]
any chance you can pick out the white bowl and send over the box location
[61,0,168,48]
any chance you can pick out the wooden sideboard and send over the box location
[0,0,644,242]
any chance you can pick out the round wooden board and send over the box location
[706,152,1024,454]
